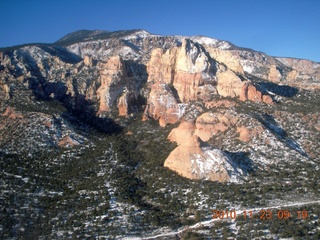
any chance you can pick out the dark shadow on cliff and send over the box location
[254,113,308,158]
[225,151,255,175]
[256,81,299,97]
[30,80,123,134]
[123,60,149,113]
[246,73,299,98]
[17,46,81,100]
[121,39,142,52]
[124,60,148,88]
[61,94,123,134]
[39,45,82,64]
[199,139,255,175]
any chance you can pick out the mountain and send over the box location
[0,29,319,239]
[54,29,146,46]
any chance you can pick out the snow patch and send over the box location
[240,60,255,73]
[122,30,150,40]
[191,36,219,46]
[190,148,244,183]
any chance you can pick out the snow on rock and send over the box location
[142,82,186,127]
[190,148,244,183]
[190,36,232,50]
[164,122,246,182]
[122,30,151,40]
[240,59,255,74]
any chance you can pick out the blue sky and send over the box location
[1,0,319,62]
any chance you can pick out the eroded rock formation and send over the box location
[97,56,128,114]
[146,39,217,102]
[164,121,245,182]
[142,82,185,127]
[194,112,237,142]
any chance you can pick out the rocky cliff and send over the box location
[1,29,319,182]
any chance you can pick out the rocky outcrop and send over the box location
[164,121,245,182]
[97,56,128,114]
[276,57,320,88]
[216,69,243,98]
[58,135,80,147]
[147,39,217,102]
[142,82,186,127]
[240,82,274,104]
[216,69,273,103]
[204,99,237,109]
[83,55,93,67]
[201,46,245,75]
[267,65,282,82]
[194,112,237,142]
[276,58,320,77]
[0,83,11,100]
[145,38,273,125]
[144,39,219,125]
[229,49,320,89]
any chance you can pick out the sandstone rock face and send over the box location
[230,49,320,89]
[276,57,320,88]
[240,82,273,104]
[216,69,243,98]
[246,84,262,101]
[237,126,251,142]
[145,38,273,125]
[97,56,128,114]
[236,126,264,143]
[164,121,244,182]
[142,82,186,127]
[117,91,129,117]
[268,65,282,82]
[234,50,279,78]
[0,83,11,100]
[286,69,299,81]
[215,69,273,104]
[83,55,93,67]
[146,48,175,85]
[96,55,146,117]
[167,121,195,144]
[194,112,236,142]
[147,39,217,103]
[203,47,245,75]
[58,135,80,147]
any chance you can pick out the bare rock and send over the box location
[83,55,93,67]
[164,121,244,182]
[142,82,185,126]
[216,69,243,98]
[268,65,281,82]
[236,126,251,142]
[147,39,217,103]
[97,56,128,114]
[194,112,237,142]
[58,135,80,147]
[240,82,274,104]
[204,47,245,75]
[117,92,129,116]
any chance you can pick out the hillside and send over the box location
[0,29,319,239]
